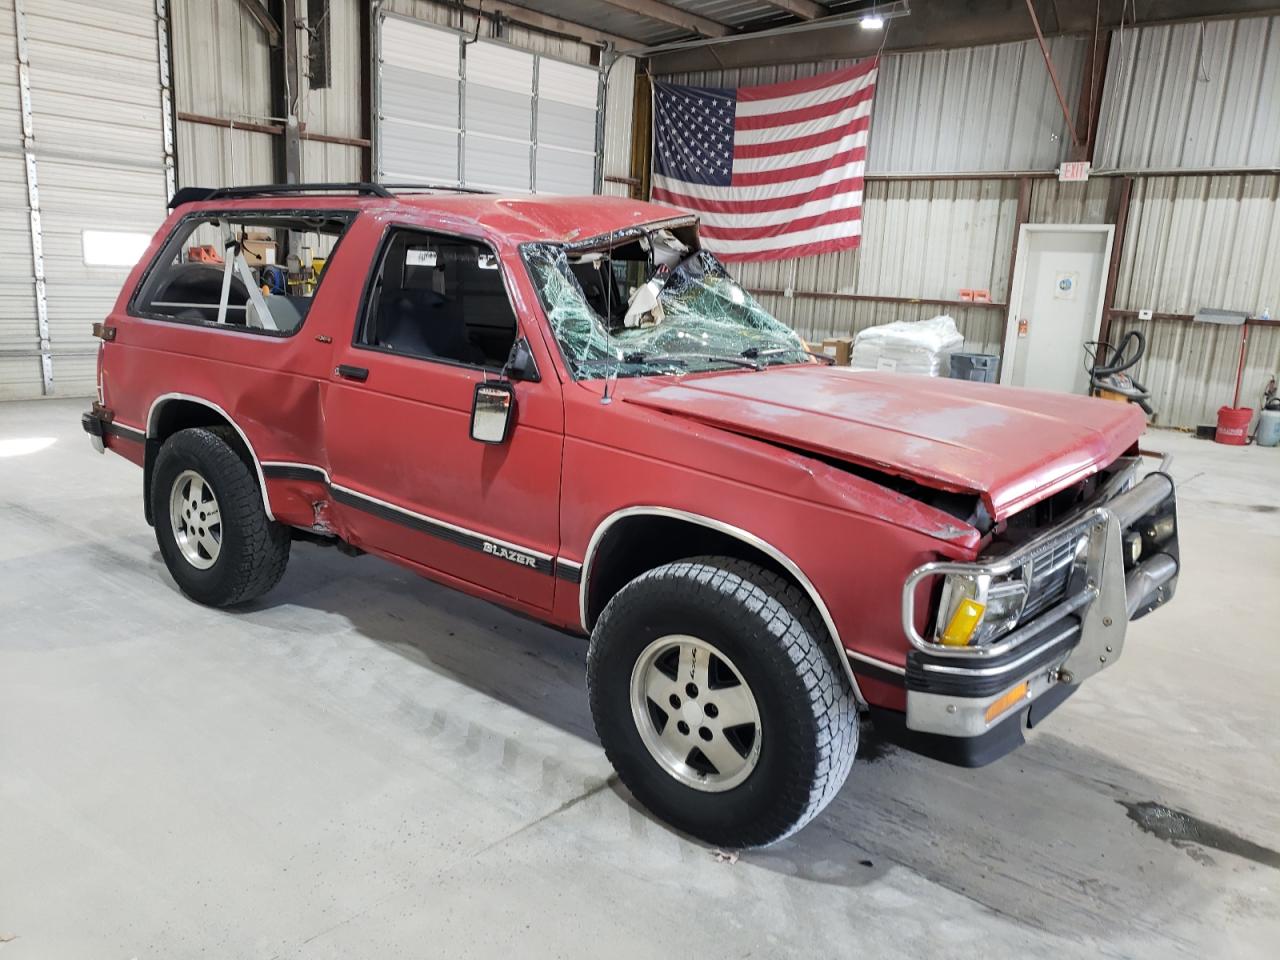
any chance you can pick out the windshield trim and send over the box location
[561,215,700,253]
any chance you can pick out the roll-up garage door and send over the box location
[464,40,533,192]
[377,15,600,195]
[379,15,461,184]
[1,0,170,399]
[535,58,598,195]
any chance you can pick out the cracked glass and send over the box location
[522,242,810,379]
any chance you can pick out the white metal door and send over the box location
[1001,224,1113,395]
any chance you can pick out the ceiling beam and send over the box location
[596,0,734,38]
[761,0,827,19]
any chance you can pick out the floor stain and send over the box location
[1120,800,1280,869]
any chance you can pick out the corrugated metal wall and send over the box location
[655,19,1280,429]
[300,0,363,182]
[172,0,365,187]
[1095,14,1280,172]
[1116,174,1280,426]
[602,54,636,198]
[172,0,275,186]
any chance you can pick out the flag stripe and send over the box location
[733,98,873,146]
[731,146,867,187]
[732,128,868,174]
[734,115,869,159]
[735,85,875,131]
[703,219,864,256]
[715,234,862,262]
[697,204,864,241]
[687,189,864,229]
[653,167,864,208]
[735,61,878,104]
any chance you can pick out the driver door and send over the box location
[321,225,563,610]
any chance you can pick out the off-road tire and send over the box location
[151,427,290,607]
[587,556,858,848]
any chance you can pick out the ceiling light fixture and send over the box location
[860,15,885,30]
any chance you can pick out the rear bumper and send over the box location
[82,404,145,452]
[892,470,1179,762]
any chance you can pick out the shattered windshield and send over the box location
[521,234,810,379]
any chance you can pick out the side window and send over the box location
[356,229,517,369]
[133,213,350,335]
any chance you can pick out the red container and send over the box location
[1215,405,1253,445]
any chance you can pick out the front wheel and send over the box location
[587,557,858,848]
[151,427,290,607]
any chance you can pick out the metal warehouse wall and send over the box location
[172,0,364,186]
[2,0,171,400]
[1095,15,1280,172]
[655,18,1280,429]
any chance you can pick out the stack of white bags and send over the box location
[849,315,963,377]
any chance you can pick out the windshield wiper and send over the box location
[742,345,836,365]
[575,352,761,373]
[634,352,761,370]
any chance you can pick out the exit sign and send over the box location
[1059,161,1091,182]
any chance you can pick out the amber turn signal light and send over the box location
[984,682,1030,724]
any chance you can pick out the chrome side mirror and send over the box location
[471,381,515,444]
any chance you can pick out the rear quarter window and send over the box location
[130,211,354,336]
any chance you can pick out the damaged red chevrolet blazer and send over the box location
[84,184,1180,847]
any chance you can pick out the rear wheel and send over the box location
[151,428,290,606]
[587,557,858,848]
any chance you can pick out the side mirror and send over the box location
[471,381,515,444]
[503,336,539,382]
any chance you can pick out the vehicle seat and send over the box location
[377,289,486,365]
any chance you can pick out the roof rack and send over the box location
[168,181,496,209]
[378,182,495,195]
[168,182,393,209]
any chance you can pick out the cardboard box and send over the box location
[240,232,277,266]
[821,336,854,365]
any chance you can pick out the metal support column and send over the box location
[155,0,177,199]
[12,0,52,394]
[281,0,302,183]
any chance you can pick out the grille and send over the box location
[1019,535,1084,622]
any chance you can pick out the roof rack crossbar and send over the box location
[169,182,393,208]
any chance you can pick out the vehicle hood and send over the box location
[621,366,1147,520]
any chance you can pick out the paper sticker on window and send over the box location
[406,248,437,267]
[477,253,498,270]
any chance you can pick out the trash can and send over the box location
[949,352,999,382]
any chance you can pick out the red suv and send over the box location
[83,183,1180,847]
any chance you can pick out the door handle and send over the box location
[336,364,369,382]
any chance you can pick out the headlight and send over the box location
[935,570,1029,647]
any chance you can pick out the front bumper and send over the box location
[896,469,1179,760]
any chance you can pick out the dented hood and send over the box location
[622,366,1147,520]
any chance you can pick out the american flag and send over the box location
[651,59,878,262]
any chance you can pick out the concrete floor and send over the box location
[1,398,1277,958]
